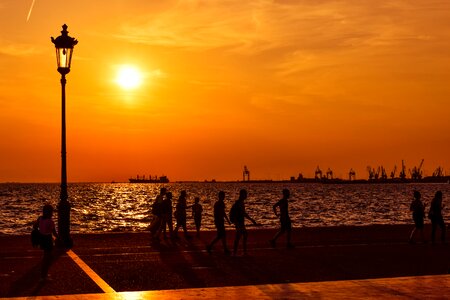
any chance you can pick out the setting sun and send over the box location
[115,66,142,90]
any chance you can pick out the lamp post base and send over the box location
[57,199,73,249]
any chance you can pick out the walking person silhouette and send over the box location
[230,189,257,256]
[270,188,294,248]
[207,191,231,254]
[409,190,426,244]
[161,192,174,239]
[149,187,166,241]
[33,204,59,281]
[192,197,203,237]
[173,190,191,239]
[428,191,446,244]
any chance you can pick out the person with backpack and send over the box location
[230,189,257,256]
[149,187,166,241]
[207,191,231,254]
[173,190,191,239]
[160,192,174,239]
[409,190,426,244]
[192,197,203,237]
[270,188,294,248]
[33,204,58,281]
[428,191,446,244]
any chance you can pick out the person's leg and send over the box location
[173,221,180,238]
[195,218,201,236]
[150,216,160,238]
[41,250,52,279]
[209,235,219,248]
[233,229,241,255]
[439,218,446,242]
[431,221,437,243]
[182,220,190,238]
[242,228,248,255]
[409,227,417,243]
[208,232,224,253]
[221,233,230,254]
[209,225,222,247]
[168,216,173,237]
[40,237,53,280]
[161,216,167,239]
[419,228,425,243]
[286,228,293,247]
[270,228,283,247]
[194,218,198,235]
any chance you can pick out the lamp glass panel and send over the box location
[56,48,73,69]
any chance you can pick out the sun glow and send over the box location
[115,66,142,90]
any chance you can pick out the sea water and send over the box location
[0,182,449,235]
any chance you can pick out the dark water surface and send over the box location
[0,182,448,235]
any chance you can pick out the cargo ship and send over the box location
[129,175,169,183]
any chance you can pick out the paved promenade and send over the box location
[4,275,450,300]
[1,225,449,298]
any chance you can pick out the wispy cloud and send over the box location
[112,0,450,111]
[0,41,41,57]
[115,1,450,55]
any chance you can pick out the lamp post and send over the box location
[51,24,78,248]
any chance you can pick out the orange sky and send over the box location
[1,0,449,182]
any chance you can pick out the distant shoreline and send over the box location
[2,178,449,184]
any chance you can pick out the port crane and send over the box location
[349,168,356,181]
[399,160,407,180]
[315,166,323,179]
[432,166,444,177]
[367,166,382,180]
[390,165,397,179]
[374,167,381,180]
[410,159,424,180]
[367,166,375,180]
[326,168,333,179]
[380,166,388,180]
[243,166,250,181]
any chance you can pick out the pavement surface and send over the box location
[1,225,449,298]
[5,275,450,300]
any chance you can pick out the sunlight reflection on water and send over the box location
[0,182,449,234]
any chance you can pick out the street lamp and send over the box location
[51,24,78,248]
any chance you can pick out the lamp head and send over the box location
[51,24,78,75]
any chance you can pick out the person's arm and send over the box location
[224,209,231,225]
[52,227,59,239]
[33,217,39,230]
[245,212,257,225]
[52,220,59,239]
[273,201,280,217]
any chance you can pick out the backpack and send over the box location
[151,201,162,216]
[31,217,42,248]
[229,202,239,224]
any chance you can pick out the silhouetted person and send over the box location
[161,192,174,239]
[230,189,257,256]
[409,190,426,244]
[150,187,166,241]
[174,190,191,239]
[270,189,294,248]
[33,204,58,281]
[207,191,231,254]
[192,197,203,237]
[429,191,446,244]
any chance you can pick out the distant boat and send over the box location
[129,175,169,183]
